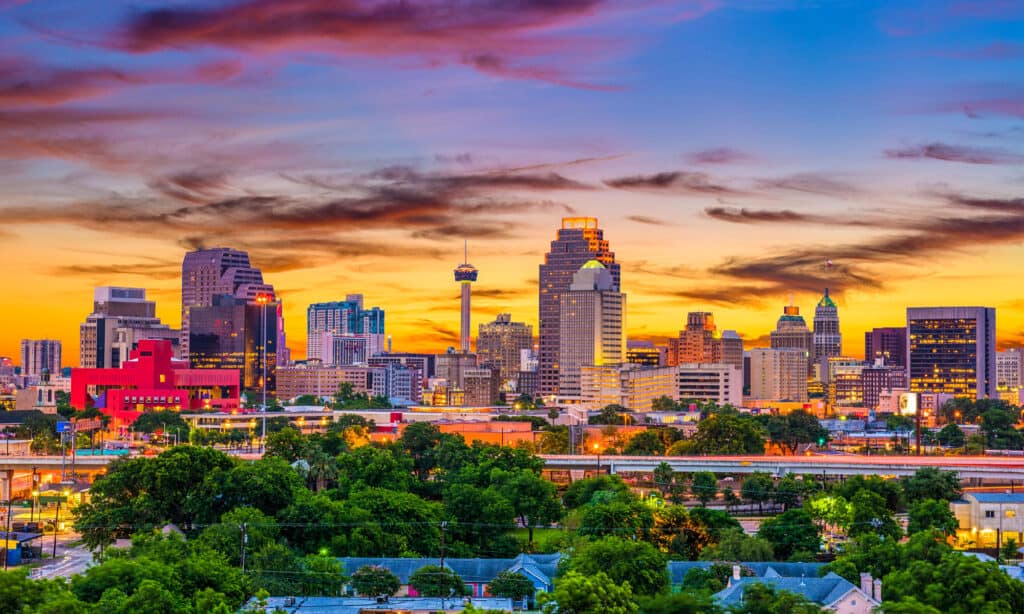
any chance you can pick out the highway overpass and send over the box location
[540,454,1024,480]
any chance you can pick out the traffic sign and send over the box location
[56,422,72,433]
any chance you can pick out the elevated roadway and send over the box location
[540,454,1024,480]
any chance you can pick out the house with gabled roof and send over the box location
[714,569,880,614]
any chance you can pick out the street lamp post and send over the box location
[256,294,271,453]
[52,489,69,559]
[593,443,601,475]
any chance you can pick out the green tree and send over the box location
[740,472,773,512]
[876,598,943,614]
[351,565,401,597]
[590,404,632,425]
[409,565,469,597]
[567,536,668,597]
[539,570,639,614]
[131,410,190,438]
[623,430,668,455]
[650,505,711,560]
[491,468,562,545]
[683,563,750,593]
[907,499,959,536]
[765,410,828,455]
[264,427,308,462]
[299,554,346,596]
[652,462,675,496]
[698,528,774,562]
[980,408,1024,449]
[563,474,632,509]
[1001,537,1019,563]
[578,500,654,540]
[399,422,443,480]
[689,507,743,540]
[195,507,279,566]
[935,424,965,448]
[678,413,766,455]
[885,551,1024,613]
[443,483,517,556]
[691,472,718,506]
[834,474,904,513]
[849,490,902,540]
[772,474,802,511]
[487,571,536,601]
[640,591,722,614]
[901,468,962,504]
[651,396,679,412]
[249,542,303,596]
[758,509,821,560]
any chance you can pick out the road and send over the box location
[29,534,93,579]
[540,453,1024,479]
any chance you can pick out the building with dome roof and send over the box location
[769,302,814,376]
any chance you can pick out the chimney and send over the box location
[873,578,882,602]
[733,565,741,580]
[859,573,872,597]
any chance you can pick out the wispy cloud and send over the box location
[604,170,742,195]
[884,142,1024,165]
[685,147,753,165]
[105,0,715,89]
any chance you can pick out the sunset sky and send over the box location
[1,0,1023,365]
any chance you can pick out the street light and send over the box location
[255,293,272,453]
[593,443,601,475]
[52,489,70,559]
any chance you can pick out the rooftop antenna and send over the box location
[464,239,468,264]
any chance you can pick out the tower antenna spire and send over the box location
[464,239,468,263]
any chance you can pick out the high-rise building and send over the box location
[997,349,1024,390]
[454,243,479,354]
[813,288,842,367]
[276,362,420,404]
[539,217,619,396]
[668,312,722,365]
[626,340,665,367]
[907,307,996,399]
[864,327,907,369]
[306,295,385,362]
[476,314,533,389]
[20,339,61,378]
[188,294,279,397]
[557,260,625,400]
[749,348,808,402]
[770,303,814,375]
[80,287,179,369]
[825,357,865,406]
[580,364,678,411]
[677,363,743,407]
[180,248,278,360]
[720,330,744,370]
[861,360,908,410]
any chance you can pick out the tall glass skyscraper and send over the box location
[306,295,385,362]
[907,306,996,399]
[180,248,278,360]
[538,217,619,397]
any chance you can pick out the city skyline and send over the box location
[2,1,1024,360]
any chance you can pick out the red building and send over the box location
[71,339,240,420]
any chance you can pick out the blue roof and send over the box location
[338,554,562,588]
[967,493,1024,503]
[668,561,824,586]
[715,573,870,607]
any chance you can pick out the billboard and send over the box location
[898,392,919,416]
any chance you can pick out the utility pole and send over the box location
[439,520,448,570]
[240,522,248,574]
[3,470,12,568]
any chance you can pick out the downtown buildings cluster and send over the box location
[0,216,1012,424]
